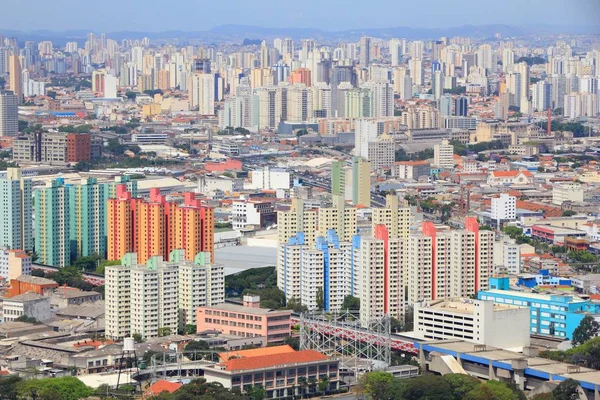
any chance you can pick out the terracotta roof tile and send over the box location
[218,345,294,362]
[147,380,182,395]
[220,350,328,372]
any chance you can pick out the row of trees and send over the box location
[450,140,506,157]
[358,371,580,400]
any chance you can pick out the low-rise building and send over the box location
[231,199,276,230]
[392,161,431,180]
[413,299,530,350]
[50,287,102,308]
[479,277,600,339]
[196,296,291,344]
[1,293,52,322]
[7,275,59,297]
[0,249,32,281]
[202,345,339,398]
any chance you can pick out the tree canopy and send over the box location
[572,316,600,346]
[16,377,92,400]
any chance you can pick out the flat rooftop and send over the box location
[424,299,523,315]
[420,340,600,387]
[481,289,588,304]
[201,302,289,316]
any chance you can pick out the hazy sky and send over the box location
[1,0,599,31]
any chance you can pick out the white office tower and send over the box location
[103,74,118,99]
[359,36,372,67]
[22,71,46,97]
[253,86,277,130]
[300,39,315,62]
[409,41,424,60]
[287,84,313,122]
[564,92,598,118]
[439,95,452,116]
[389,38,402,66]
[398,73,413,100]
[366,135,395,170]
[361,81,393,117]
[105,251,224,340]
[409,58,424,86]
[432,70,444,100]
[476,44,494,73]
[434,139,454,168]
[189,73,215,114]
[119,62,137,87]
[355,119,383,158]
[516,62,530,113]
[502,48,515,72]
[532,81,552,112]
[312,82,331,117]
[346,43,357,61]
[506,71,522,108]
[0,91,18,137]
[491,193,516,228]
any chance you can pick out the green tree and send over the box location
[16,377,92,400]
[358,371,396,400]
[158,327,172,337]
[562,210,577,217]
[465,380,520,400]
[185,324,197,335]
[185,340,210,361]
[317,376,329,393]
[341,295,360,311]
[247,385,266,400]
[444,374,481,400]
[31,269,45,277]
[125,91,137,100]
[47,90,57,99]
[315,286,324,311]
[0,374,23,400]
[568,250,597,264]
[402,375,454,400]
[132,333,144,343]
[572,316,600,346]
[504,226,524,239]
[552,379,581,400]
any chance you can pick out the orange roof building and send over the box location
[203,347,339,397]
[145,380,183,397]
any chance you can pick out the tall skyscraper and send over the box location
[0,168,32,252]
[189,73,215,114]
[331,65,358,117]
[34,179,70,267]
[107,186,214,265]
[532,81,552,112]
[389,39,402,67]
[0,90,18,137]
[455,96,468,116]
[359,37,372,67]
[8,55,22,103]
[351,156,371,207]
[105,251,224,340]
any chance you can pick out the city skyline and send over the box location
[0,0,599,33]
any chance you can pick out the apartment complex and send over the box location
[33,176,138,267]
[0,168,33,252]
[13,132,101,163]
[105,250,224,340]
[107,186,214,264]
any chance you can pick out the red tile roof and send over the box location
[218,345,294,362]
[220,350,328,372]
[146,380,182,395]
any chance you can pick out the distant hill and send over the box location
[1,23,598,45]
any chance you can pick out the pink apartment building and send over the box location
[196,296,292,344]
